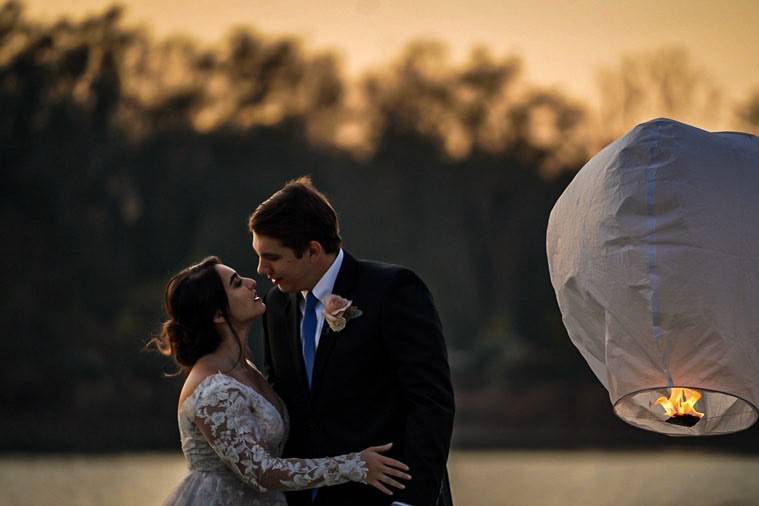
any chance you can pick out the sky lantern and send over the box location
[547,118,759,436]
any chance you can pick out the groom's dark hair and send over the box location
[249,176,342,257]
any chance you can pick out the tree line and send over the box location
[2,1,758,451]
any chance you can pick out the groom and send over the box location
[249,177,455,506]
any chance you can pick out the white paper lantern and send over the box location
[546,118,759,436]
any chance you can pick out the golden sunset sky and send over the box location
[21,0,759,108]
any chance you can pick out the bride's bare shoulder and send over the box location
[178,356,226,407]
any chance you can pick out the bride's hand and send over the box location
[359,442,411,495]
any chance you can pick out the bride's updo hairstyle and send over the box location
[150,256,231,372]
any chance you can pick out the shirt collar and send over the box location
[302,249,344,305]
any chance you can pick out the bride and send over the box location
[150,256,411,505]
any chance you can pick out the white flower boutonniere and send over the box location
[323,294,363,332]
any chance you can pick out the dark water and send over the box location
[2,451,758,506]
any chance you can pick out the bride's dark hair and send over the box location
[149,256,240,373]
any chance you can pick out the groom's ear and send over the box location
[306,240,323,261]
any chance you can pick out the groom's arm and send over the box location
[381,269,455,506]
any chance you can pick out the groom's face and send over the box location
[252,233,315,293]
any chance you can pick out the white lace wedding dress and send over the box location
[164,373,367,505]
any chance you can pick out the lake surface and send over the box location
[2,451,759,505]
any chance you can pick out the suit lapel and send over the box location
[286,292,310,394]
[310,252,360,397]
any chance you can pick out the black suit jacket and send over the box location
[262,252,455,506]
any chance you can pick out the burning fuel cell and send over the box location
[546,118,759,436]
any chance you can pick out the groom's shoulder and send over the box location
[355,257,425,288]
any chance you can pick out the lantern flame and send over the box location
[655,388,705,419]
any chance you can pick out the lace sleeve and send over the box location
[192,378,368,493]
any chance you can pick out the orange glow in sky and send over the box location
[20,0,759,107]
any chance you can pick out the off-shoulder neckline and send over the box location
[179,372,286,424]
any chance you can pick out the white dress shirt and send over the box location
[299,249,344,352]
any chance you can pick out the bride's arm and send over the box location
[193,382,367,492]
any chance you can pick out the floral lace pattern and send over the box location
[164,373,367,506]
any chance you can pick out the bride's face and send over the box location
[214,264,266,323]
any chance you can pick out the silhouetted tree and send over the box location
[737,88,759,134]
[596,47,723,140]
[5,2,754,453]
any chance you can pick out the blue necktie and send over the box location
[302,291,318,388]
[303,292,321,503]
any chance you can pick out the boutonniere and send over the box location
[323,294,363,332]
